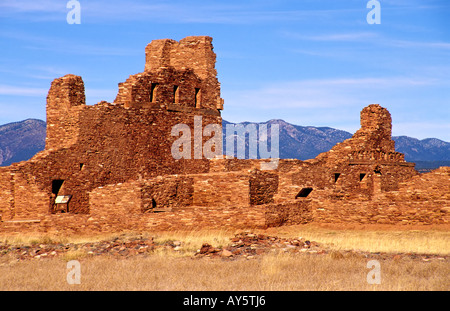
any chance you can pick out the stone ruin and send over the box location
[0,36,448,234]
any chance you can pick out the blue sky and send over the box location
[0,0,449,141]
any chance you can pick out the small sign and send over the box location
[55,195,72,204]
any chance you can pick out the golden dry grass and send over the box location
[0,252,448,291]
[266,224,450,255]
[0,225,448,291]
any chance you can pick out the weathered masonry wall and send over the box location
[11,171,48,220]
[2,36,224,217]
[0,167,448,234]
[265,201,313,227]
[143,36,223,110]
[0,35,449,234]
[306,167,450,225]
[192,172,250,207]
[8,102,219,215]
[0,167,13,221]
[46,74,85,151]
[0,167,49,221]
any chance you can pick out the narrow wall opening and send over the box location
[150,83,158,102]
[195,88,201,108]
[173,85,179,103]
[295,187,313,198]
[334,173,341,183]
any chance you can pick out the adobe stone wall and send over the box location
[0,35,448,234]
[0,167,13,221]
[265,200,313,227]
[3,36,224,216]
[144,36,223,110]
[192,172,250,207]
[0,167,49,221]
[10,170,49,220]
[307,167,449,225]
[9,100,220,215]
[46,74,85,151]
[142,175,194,211]
[23,178,266,234]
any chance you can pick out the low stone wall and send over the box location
[0,167,13,220]
[0,169,49,221]
[1,168,448,234]
[311,198,448,225]
[264,200,313,227]
[192,172,250,207]
[310,168,449,225]
[0,206,267,235]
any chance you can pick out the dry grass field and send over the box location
[0,224,448,291]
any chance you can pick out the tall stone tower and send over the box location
[115,36,224,111]
[45,74,86,150]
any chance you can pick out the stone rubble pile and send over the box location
[0,235,156,260]
[196,232,323,259]
[0,232,447,263]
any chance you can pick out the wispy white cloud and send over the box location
[223,73,450,140]
[0,29,139,57]
[0,83,116,104]
[0,0,65,12]
[25,43,139,56]
[284,31,379,42]
[226,76,439,109]
[21,66,70,80]
[0,0,361,24]
[388,39,450,50]
[300,77,438,87]
[284,29,450,51]
[0,84,47,96]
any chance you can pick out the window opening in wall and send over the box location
[360,173,367,182]
[150,83,158,102]
[295,187,313,198]
[334,173,341,183]
[195,88,201,108]
[374,166,382,175]
[79,163,84,171]
[173,85,179,103]
[52,180,64,195]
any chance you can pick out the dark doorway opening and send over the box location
[52,180,64,195]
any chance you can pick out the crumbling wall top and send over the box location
[314,104,403,165]
[352,104,395,153]
[359,104,392,139]
[47,74,86,108]
[144,36,217,80]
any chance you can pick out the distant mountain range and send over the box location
[223,120,450,171]
[0,119,46,167]
[1,119,449,171]
[222,119,353,160]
